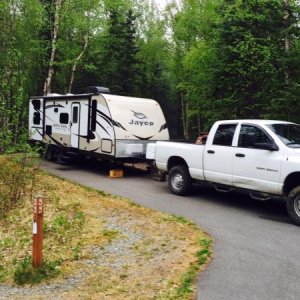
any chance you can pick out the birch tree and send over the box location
[43,0,62,95]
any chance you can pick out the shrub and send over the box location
[0,151,40,216]
[13,256,61,285]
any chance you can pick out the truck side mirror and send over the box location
[254,142,279,151]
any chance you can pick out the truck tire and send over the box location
[168,165,192,196]
[287,186,300,226]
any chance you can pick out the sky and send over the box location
[152,0,181,10]
[154,0,168,9]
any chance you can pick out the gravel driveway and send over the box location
[42,160,300,300]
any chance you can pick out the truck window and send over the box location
[60,113,69,124]
[213,124,237,146]
[238,125,272,148]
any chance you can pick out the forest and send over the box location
[1,0,300,151]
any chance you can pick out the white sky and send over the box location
[154,0,168,9]
[152,0,181,10]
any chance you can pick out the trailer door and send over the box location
[71,103,80,148]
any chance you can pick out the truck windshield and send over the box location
[267,123,300,148]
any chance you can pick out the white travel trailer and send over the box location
[29,87,169,162]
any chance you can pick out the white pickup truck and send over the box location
[148,120,300,225]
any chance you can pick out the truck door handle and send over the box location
[235,153,245,157]
[207,150,215,154]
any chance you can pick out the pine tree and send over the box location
[211,0,300,120]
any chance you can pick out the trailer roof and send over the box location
[30,93,157,104]
[30,93,93,100]
[102,94,156,104]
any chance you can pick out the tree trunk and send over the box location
[197,105,201,135]
[43,0,62,95]
[68,35,89,93]
[180,92,187,139]
[185,100,189,140]
[284,0,290,85]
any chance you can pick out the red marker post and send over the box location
[32,196,44,268]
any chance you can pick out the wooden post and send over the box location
[32,196,44,268]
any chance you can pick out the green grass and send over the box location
[13,256,61,285]
[174,238,212,299]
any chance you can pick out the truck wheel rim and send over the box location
[295,197,300,217]
[172,173,183,190]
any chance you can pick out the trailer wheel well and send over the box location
[167,156,188,171]
[283,172,300,196]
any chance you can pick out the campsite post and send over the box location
[32,196,44,268]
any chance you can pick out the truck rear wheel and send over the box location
[287,186,300,226]
[168,165,192,196]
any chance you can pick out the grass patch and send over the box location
[0,156,213,299]
[13,257,61,285]
[174,238,212,299]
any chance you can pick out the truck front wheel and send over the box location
[287,186,300,226]
[168,165,192,196]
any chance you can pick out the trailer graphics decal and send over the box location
[96,109,126,130]
[159,123,168,132]
[96,121,111,136]
[131,110,147,119]
[45,104,65,109]
[45,134,63,146]
[129,111,154,126]
[53,124,68,131]
[76,131,96,140]
[132,134,154,140]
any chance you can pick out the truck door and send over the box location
[70,103,80,148]
[232,124,282,194]
[203,123,237,185]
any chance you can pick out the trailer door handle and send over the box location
[207,150,215,154]
[235,153,245,158]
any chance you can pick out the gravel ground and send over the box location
[0,217,144,299]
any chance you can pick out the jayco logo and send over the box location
[129,110,154,126]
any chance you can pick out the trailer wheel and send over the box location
[168,165,192,196]
[287,186,300,226]
[45,145,56,162]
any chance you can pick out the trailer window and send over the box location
[60,113,69,124]
[91,100,97,131]
[32,99,41,110]
[33,112,41,125]
[72,106,78,124]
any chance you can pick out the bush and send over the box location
[13,256,61,285]
[0,152,40,216]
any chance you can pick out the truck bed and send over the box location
[155,141,205,181]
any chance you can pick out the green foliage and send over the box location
[0,154,39,216]
[102,229,120,242]
[13,256,61,285]
[0,0,45,151]
[173,237,212,299]
[45,208,85,243]
[2,0,300,142]
[208,0,300,122]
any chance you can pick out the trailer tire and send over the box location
[168,165,192,196]
[287,186,300,226]
[45,145,56,162]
